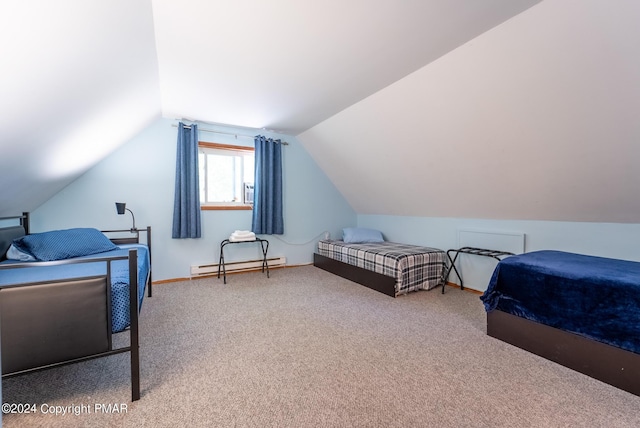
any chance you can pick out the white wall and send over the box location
[358,214,640,292]
[31,118,356,281]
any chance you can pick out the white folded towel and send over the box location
[230,230,256,242]
[233,230,254,237]
[229,235,256,242]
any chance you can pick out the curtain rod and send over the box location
[171,123,288,145]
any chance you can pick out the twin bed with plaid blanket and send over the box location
[317,240,447,296]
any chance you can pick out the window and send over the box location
[198,142,254,210]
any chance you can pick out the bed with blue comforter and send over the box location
[481,250,640,396]
[0,243,150,333]
[0,214,151,401]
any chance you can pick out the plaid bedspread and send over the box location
[317,240,446,295]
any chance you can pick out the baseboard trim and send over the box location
[444,281,483,295]
[153,263,313,285]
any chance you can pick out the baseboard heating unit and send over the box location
[190,257,287,279]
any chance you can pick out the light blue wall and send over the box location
[358,214,640,292]
[31,118,356,281]
[28,117,640,290]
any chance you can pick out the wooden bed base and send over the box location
[487,310,640,396]
[313,253,396,297]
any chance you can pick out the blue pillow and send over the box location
[342,227,384,244]
[13,228,117,261]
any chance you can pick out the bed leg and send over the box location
[129,250,141,401]
[146,226,152,298]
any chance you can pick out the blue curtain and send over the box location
[252,135,284,234]
[172,122,201,238]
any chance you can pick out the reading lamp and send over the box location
[115,202,137,232]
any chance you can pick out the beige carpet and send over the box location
[3,266,639,427]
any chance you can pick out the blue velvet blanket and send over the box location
[480,250,640,354]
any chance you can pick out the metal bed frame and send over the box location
[0,212,151,401]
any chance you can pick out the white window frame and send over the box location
[198,142,254,211]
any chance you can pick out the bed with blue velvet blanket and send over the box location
[0,244,150,333]
[481,250,640,354]
[480,250,640,396]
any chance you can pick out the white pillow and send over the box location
[6,244,37,261]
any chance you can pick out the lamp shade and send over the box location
[115,202,136,232]
[115,202,126,215]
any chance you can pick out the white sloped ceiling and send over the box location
[298,0,640,223]
[1,0,557,219]
[151,0,541,135]
[0,1,161,217]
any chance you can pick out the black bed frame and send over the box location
[488,310,640,397]
[313,253,397,297]
[0,212,152,401]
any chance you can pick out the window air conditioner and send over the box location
[243,182,254,204]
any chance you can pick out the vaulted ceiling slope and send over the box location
[0,1,161,217]
[152,0,541,135]
[299,0,640,223]
[0,0,540,217]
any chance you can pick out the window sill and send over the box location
[201,205,253,211]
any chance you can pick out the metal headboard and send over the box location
[0,212,30,234]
